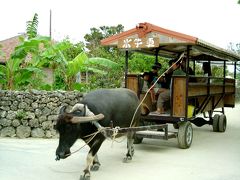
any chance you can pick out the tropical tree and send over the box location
[0,13,48,90]
[83,25,126,88]
[55,51,120,91]
[50,40,85,90]
[62,41,85,61]
[84,24,124,59]
[84,57,121,89]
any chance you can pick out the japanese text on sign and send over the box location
[118,37,159,49]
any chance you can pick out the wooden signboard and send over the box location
[118,37,159,49]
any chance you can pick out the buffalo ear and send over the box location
[60,106,67,114]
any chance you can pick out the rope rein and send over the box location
[67,129,102,156]
[68,125,126,155]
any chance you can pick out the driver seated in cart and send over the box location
[155,59,185,114]
[156,56,196,114]
[141,56,196,114]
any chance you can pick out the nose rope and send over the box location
[129,53,185,127]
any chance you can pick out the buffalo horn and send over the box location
[71,113,104,123]
[59,106,67,114]
[70,103,85,113]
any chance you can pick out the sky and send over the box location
[0,0,240,50]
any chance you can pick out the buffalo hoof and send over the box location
[122,156,132,163]
[91,163,100,171]
[80,175,90,180]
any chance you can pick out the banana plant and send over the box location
[0,58,41,90]
[11,36,51,61]
[59,51,120,90]
[65,52,117,76]
[37,39,70,68]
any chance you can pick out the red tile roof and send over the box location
[0,35,22,63]
[101,22,240,62]
[101,22,197,46]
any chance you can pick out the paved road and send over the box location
[0,105,240,180]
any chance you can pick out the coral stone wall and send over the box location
[0,90,83,138]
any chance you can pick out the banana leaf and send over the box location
[67,52,88,76]
[11,36,50,59]
[87,57,119,68]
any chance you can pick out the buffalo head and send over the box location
[55,104,104,161]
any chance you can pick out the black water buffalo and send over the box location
[55,88,141,180]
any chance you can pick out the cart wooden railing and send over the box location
[127,74,236,118]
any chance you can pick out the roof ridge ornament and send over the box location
[136,22,153,38]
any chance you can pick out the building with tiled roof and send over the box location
[0,35,22,64]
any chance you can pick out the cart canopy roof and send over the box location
[101,22,240,62]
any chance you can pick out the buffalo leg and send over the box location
[123,132,134,162]
[91,154,101,171]
[80,135,105,180]
[80,153,94,180]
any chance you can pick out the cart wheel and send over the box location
[218,114,227,132]
[212,114,220,132]
[177,121,193,149]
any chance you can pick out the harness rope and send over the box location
[68,125,126,155]
[66,129,102,156]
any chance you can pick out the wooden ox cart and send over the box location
[101,22,240,149]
